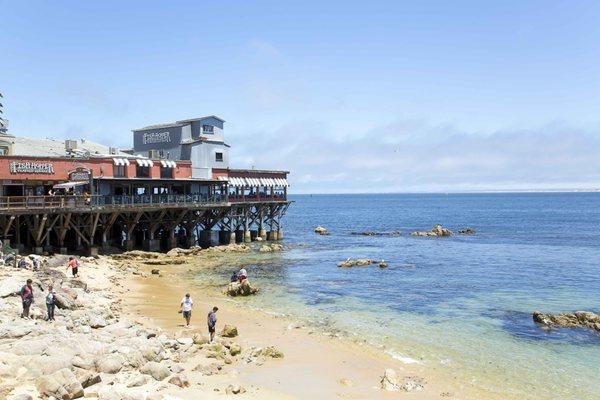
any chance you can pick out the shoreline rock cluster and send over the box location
[225,280,259,297]
[350,231,401,237]
[532,310,600,332]
[337,258,388,268]
[0,256,285,399]
[410,225,453,237]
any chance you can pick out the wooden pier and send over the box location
[0,194,290,254]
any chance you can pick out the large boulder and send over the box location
[54,292,78,310]
[36,368,84,399]
[221,325,238,338]
[168,373,190,388]
[532,310,600,332]
[314,226,329,235]
[225,280,259,297]
[0,277,23,298]
[140,361,171,381]
[410,224,453,237]
[337,258,377,268]
[95,354,125,374]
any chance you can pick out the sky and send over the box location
[1,0,600,193]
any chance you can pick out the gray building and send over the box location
[132,115,229,179]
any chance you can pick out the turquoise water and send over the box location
[193,193,600,399]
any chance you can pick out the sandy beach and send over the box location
[0,246,504,400]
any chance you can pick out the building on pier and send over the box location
[0,109,290,254]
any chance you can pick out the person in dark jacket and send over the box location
[20,279,34,318]
[207,306,218,342]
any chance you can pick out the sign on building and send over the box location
[9,161,55,174]
[69,167,91,181]
[143,131,171,144]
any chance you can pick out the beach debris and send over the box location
[337,258,377,268]
[410,224,453,237]
[532,310,600,332]
[225,280,259,297]
[339,378,353,386]
[221,324,239,338]
[351,231,401,237]
[458,228,476,235]
[380,368,401,391]
[228,342,242,356]
[151,269,160,275]
[314,226,329,235]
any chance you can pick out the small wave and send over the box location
[384,349,423,364]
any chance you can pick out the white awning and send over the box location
[112,158,130,166]
[136,159,154,167]
[217,176,228,181]
[53,181,88,190]
[160,160,177,168]
[229,177,242,187]
[274,178,289,187]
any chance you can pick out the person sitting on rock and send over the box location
[20,279,34,318]
[18,258,29,269]
[230,271,239,283]
[207,306,218,342]
[238,267,247,283]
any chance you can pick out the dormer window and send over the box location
[202,125,214,134]
[215,152,223,162]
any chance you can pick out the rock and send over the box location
[410,225,453,237]
[258,245,272,253]
[458,228,476,235]
[229,342,242,356]
[77,371,102,388]
[314,226,329,235]
[54,292,77,310]
[350,231,401,237]
[379,261,388,268]
[151,269,160,275]
[176,337,193,346]
[225,280,259,297]
[401,376,425,392]
[221,324,238,338]
[71,355,95,370]
[194,362,223,376]
[192,333,208,345]
[140,361,171,381]
[337,258,376,268]
[36,368,85,399]
[225,384,246,395]
[252,346,284,358]
[8,395,33,400]
[0,326,33,339]
[95,354,125,374]
[338,378,353,387]
[532,310,600,332]
[0,276,22,298]
[126,374,147,387]
[168,373,190,388]
[380,368,400,391]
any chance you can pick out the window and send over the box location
[160,167,173,179]
[202,125,214,134]
[113,165,126,177]
[215,152,223,162]
[0,147,8,156]
[136,166,150,178]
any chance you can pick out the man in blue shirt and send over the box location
[207,306,218,342]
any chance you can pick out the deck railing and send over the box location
[0,193,287,211]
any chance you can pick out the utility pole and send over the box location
[0,92,7,134]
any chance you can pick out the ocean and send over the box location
[192,193,600,399]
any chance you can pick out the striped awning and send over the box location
[136,159,154,167]
[226,177,288,187]
[160,160,177,168]
[112,158,131,166]
[217,176,228,181]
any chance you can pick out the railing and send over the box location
[0,194,224,211]
[0,193,286,211]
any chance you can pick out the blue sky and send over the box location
[2,0,600,192]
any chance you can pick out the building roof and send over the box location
[176,115,225,123]
[0,135,132,158]
[132,122,186,131]
[228,168,289,175]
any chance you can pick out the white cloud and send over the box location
[228,120,600,193]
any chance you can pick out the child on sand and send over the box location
[180,293,193,327]
[66,257,79,277]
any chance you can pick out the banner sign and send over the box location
[9,161,55,174]
[69,167,91,181]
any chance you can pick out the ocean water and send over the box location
[192,193,600,399]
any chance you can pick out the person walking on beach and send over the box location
[207,306,218,342]
[20,279,34,318]
[45,283,56,321]
[66,256,79,278]
[180,293,193,327]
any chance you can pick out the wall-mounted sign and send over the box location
[143,131,171,144]
[9,161,55,174]
[69,167,91,181]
